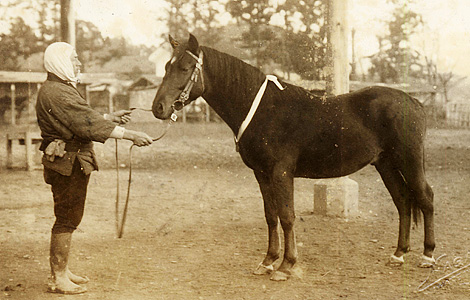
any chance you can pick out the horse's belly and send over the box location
[295,139,380,179]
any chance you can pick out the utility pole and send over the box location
[60,0,76,47]
[313,0,359,219]
[325,0,349,95]
[350,27,357,81]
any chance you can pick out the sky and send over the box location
[75,0,169,48]
[73,0,470,79]
[2,0,469,80]
[349,0,470,78]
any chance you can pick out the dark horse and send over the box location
[152,34,435,281]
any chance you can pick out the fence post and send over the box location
[10,83,16,125]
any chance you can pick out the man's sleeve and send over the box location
[48,87,116,143]
[109,126,126,139]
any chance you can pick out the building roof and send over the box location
[0,71,46,83]
[291,79,437,94]
[0,71,124,85]
[87,83,109,92]
[350,81,437,94]
[128,75,162,91]
[80,73,123,85]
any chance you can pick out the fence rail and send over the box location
[446,102,470,128]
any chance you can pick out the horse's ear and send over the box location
[188,34,199,54]
[169,35,179,49]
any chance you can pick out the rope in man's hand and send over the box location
[115,108,177,238]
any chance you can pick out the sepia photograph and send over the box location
[1,0,470,299]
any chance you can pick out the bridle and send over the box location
[171,50,204,112]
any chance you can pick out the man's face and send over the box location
[70,50,81,76]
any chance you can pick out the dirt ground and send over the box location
[1,122,470,300]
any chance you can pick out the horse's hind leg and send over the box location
[375,159,413,264]
[401,159,436,267]
[376,154,436,267]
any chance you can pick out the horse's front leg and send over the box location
[270,169,297,281]
[253,170,280,275]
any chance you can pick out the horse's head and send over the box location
[152,34,204,120]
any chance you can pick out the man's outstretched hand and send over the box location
[107,110,132,124]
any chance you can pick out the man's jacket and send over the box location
[36,73,116,176]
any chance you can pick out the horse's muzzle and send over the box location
[152,102,166,119]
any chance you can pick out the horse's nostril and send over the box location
[152,103,164,118]
[157,103,164,114]
[154,103,163,114]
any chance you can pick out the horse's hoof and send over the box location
[387,254,404,266]
[270,270,289,281]
[253,263,274,275]
[418,255,435,268]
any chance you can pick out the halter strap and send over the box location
[172,50,204,111]
[234,75,285,149]
[186,50,204,89]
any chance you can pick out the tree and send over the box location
[0,0,155,73]
[368,0,424,83]
[227,0,327,80]
[35,0,61,47]
[424,55,466,104]
[226,0,277,67]
[0,17,43,70]
[0,0,61,46]
[159,0,327,80]
[0,0,60,70]
[190,1,226,48]
[75,20,108,68]
[275,0,326,80]
[161,0,225,48]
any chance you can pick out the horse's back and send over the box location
[342,86,427,162]
[345,85,426,140]
[292,86,426,178]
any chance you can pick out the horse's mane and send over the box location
[200,46,321,103]
[201,46,264,96]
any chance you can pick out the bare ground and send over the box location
[1,122,470,300]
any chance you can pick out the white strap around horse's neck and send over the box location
[235,75,285,145]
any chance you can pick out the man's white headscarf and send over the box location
[44,42,78,84]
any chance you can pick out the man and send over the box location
[36,42,153,294]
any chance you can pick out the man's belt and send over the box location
[64,140,93,152]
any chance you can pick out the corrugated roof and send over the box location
[0,71,124,85]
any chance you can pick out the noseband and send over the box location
[172,50,204,111]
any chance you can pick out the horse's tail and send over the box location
[400,169,422,226]
[412,201,421,226]
[415,97,427,227]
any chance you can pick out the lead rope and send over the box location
[115,111,177,238]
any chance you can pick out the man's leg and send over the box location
[45,160,89,294]
[49,232,87,294]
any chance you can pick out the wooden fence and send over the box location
[446,102,470,128]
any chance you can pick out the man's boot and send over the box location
[48,232,87,294]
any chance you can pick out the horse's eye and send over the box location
[180,66,190,73]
